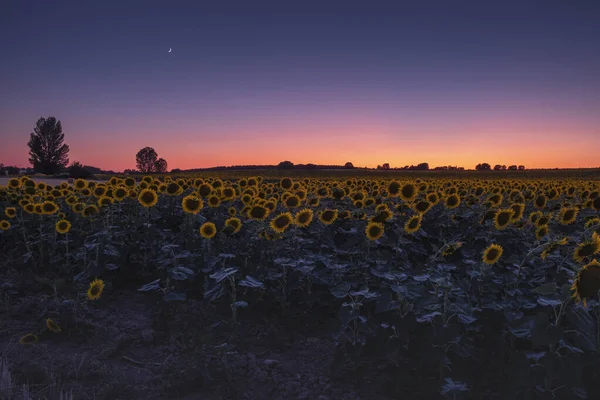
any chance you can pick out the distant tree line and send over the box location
[476,163,525,171]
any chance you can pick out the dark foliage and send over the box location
[27,117,70,174]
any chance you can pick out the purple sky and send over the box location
[1,0,599,170]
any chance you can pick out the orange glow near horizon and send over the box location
[1,121,598,172]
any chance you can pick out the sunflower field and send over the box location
[1,174,600,399]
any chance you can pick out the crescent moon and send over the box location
[168,48,172,53]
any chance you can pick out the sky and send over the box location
[1,0,599,171]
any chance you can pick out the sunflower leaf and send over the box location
[137,279,162,292]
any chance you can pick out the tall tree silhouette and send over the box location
[136,147,159,173]
[27,117,70,174]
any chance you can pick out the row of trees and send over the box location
[475,163,525,171]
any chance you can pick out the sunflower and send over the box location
[199,222,217,239]
[228,207,237,216]
[404,215,422,234]
[224,217,242,234]
[93,186,106,197]
[558,207,578,225]
[413,200,431,214]
[534,195,547,209]
[365,221,385,241]
[426,192,439,204]
[87,279,105,301]
[536,225,549,241]
[46,318,62,333]
[571,259,600,307]
[536,213,553,227]
[387,181,401,197]
[98,195,114,207]
[270,212,293,233]
[308,197,320,207]
[482,244,503,265]
[592,197,600,212]
[56,219,71,234]
[206,194,221,208]
[528,211,543,225]
[509,203,525,222]
[572,234,600,263]
[41,201,59,215]
[493,208,514,230]
[319,209,339,225]
[280,177,293,190]
[165,182,183,196]
[5,207,16,218]
[0,220,10,231]
[124,177,136,187]
[371,209,393,223]
[443,194,460,209]
[399,183,418,202]
[284,195,301,208]
[138,189,159,208]
[182,195,203,214]
[19,333,38,345]
[248,205,269,221]
[113,186,129,201]
[8,178,22,189]
[540,237,569,260]
[294,208,314,227]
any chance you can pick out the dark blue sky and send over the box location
[1,0,599,169]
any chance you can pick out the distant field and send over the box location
[2,168,599,184]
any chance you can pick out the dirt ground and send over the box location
[0,269,399,400]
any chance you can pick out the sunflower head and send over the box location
[493,208,514,230]
[284,195,301,208]
[404,215,422,234]
[571,259,600,307]
[224,217,242,234]
[270,212,293,233]
[200,222,217,239]
[165,182,182,196]
[138,189,159,208]
[509,203,525,222]
[182,195,203,214]
[113,186,129,201]
[367,207,388,222]
[533,194,547,209]
[46,318,62,333]
[387,181,401,197]
[248,205,269,221]
[56,219,71,234]
[0,220,10,231]
[558,207,578,225]
[294,208,314,227]
[41,201,59,215]
[8,178,22,189]
[280,177,293,190]
[319,209,339,225]
[444,194,461,209]
[206,194,221,208]
[572,235,600,263]
[87,279,105,301]
[399,183,418,202]
[413,200,431,214]
[5,207,17,218]
[365,221,385,241]
[482,244,503,265]
[536,225,550,241]
[19,333,38,345]
[528,211,543,225]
